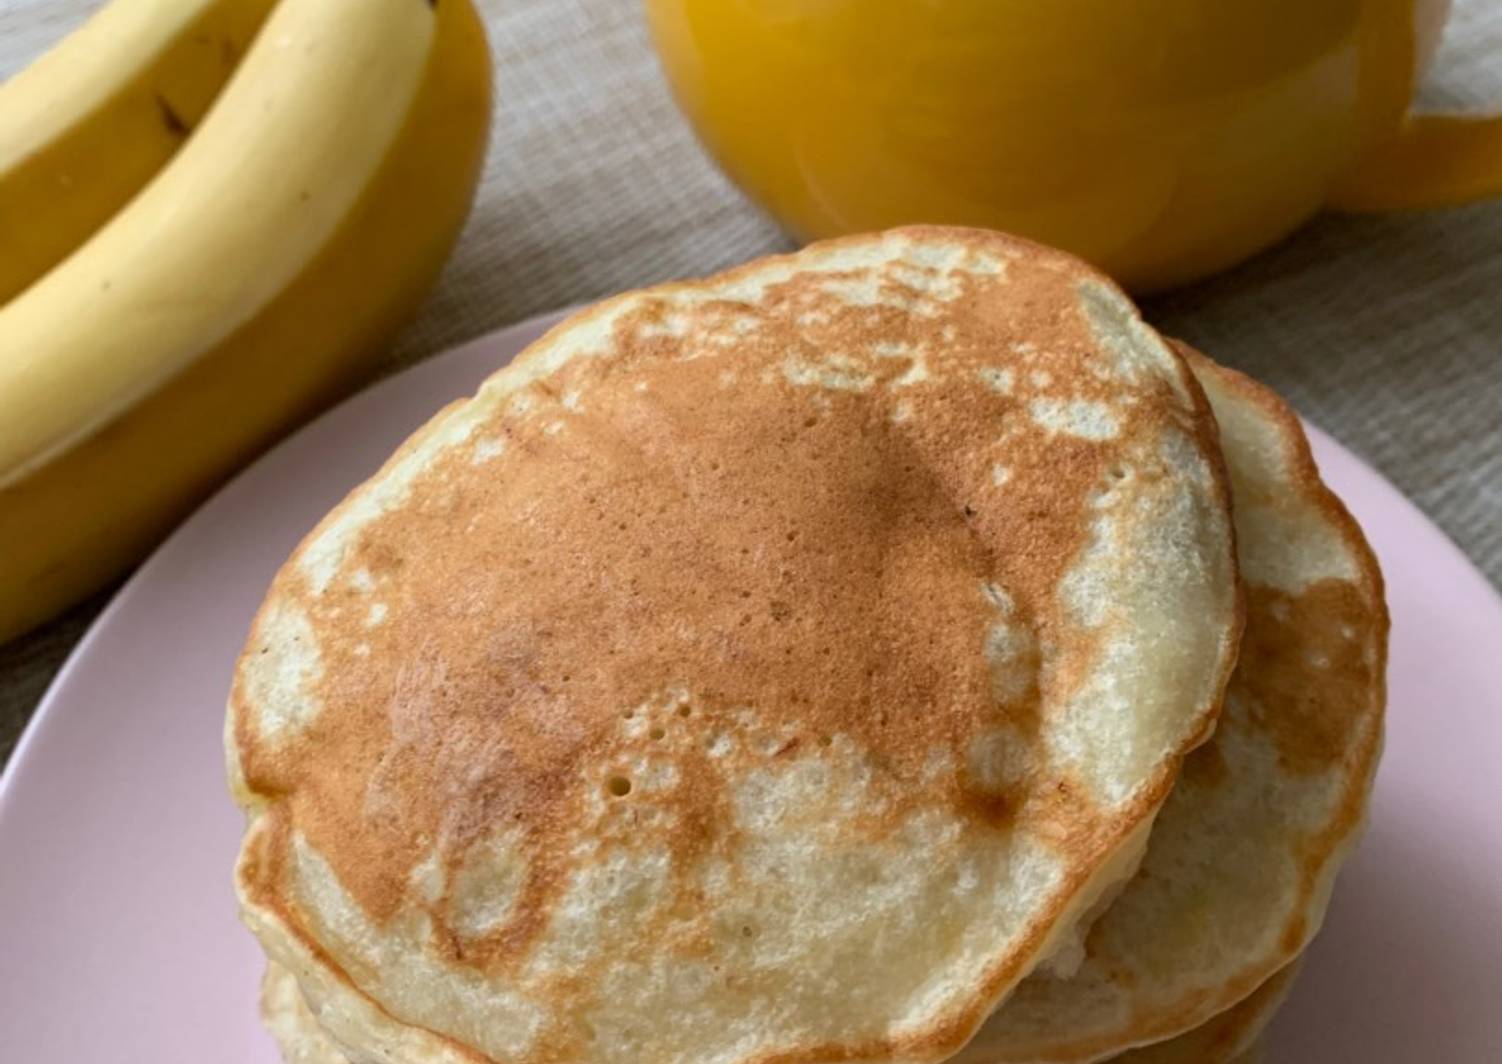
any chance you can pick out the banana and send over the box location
[0,0,279,304]
[0,0,492,642]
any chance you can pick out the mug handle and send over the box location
[1328,111,1502,211]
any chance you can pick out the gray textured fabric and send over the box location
[1,0,1499,766]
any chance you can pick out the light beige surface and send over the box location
[1,0,1498,767]
[228,228,1240,1064]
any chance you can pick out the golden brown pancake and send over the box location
[228,228,1241,1064]
[1106,962,1299,1064]
[262,961,353,1064]
[957,349,1385,1062]
[258,959,1297,1064]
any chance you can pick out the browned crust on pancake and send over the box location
[259,961,1296,1064]
[1107,961,1300,1064]
[230,227,1243,1064]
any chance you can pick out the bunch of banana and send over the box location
[0,0,279,303]
[0,0,493,642]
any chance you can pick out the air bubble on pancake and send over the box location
[1012,341,1038,356]
[991,464,1012,487]
[451,829,528,940]
[471,437,506,464]
[978,366,1015,394]
[706,732,734,758]
[245,601,324,742]
[1029,398,1121,441]
[782,353,875,392]
[349,567,375,593]
[1089,466,1133,510]
[561,391,582,411]
[892,399,914,422]
[365,602,387,628]
[634,380,649,393]
[632,756,680,793]
[1030,370,1055,388]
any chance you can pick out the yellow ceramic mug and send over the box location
[646,0,1502,291]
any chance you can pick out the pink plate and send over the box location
[1,311,1498,1062]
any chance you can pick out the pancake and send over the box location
[258,960,1296,1064]
[227,227,1241,1064]
[1106,962,1298,1064]
[262,962,354,1064]
[957,349,1386,1062]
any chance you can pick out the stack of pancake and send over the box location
[227,227,1386,1064]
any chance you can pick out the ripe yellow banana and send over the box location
[0,0,279,303]
[0,0,492,642]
